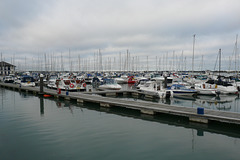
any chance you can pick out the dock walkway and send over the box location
[1,82,240,125]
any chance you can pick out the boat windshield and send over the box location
[144,82,151,87]
[171,85,187,90]
[21,76,34,82]
[154,74,161,77]
[104,79,116,84]
[49,75,58,80]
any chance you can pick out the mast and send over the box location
[78,55,80,72]
[61,53,64,71]
[219,49,221,76]
[235,34,238,76]
[119,52,121,71]
[147,56,149,72]
[172,51,175,72]
[94,53,95,72]
[69,49,71,72]
[156,56,157,71]
[1,53,3,75]
[166,52,168,71]
[192,34,196,77]
[126,50,129,71]
[181,50,184,72]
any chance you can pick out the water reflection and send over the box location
[64,101,73,114]
[47,97,240,139]
[40,96,44,116]
[117,93,240,113]
[193,95,238,111]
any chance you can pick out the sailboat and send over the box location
[215,49,238,95]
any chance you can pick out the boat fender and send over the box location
[44,94,52,98]
[57,88,61,94]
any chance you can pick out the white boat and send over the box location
[216,82,238,95]
[151,73,165,83]
[20,75,35,87]
[138,81,173,99]
[205,79,238,95]
[194,82,217,95]
[47,75,58,87]
[167,84,197,97]
[3,76,15,83]
[115,77,128,84]
[135,79,149,89]
[98,79,122,90]
[48,78,86,91]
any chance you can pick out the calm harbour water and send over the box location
[1,87,240,160]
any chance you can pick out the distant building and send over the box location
[0,61,16,75]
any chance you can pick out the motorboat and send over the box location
[137,81,173,99]
[206,79,238,95]
[194,82,217,95]
[134,79,149,89]
[47,78,86,91]
[20,75,35,87]
[98,78,122,90]
[167,84,197,97]
[115,77,128,84]
[3,76,14,83]
[216,81,238,95]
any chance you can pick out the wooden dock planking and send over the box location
[1,82,240,125]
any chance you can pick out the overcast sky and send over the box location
[0,0,240,71]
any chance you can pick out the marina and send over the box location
[1,1,240,159]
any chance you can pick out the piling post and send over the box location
[164,73,167,88]
[39,74,44,95]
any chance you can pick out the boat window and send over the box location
[144,83,150,87]
[64,80,70,85]
[223,82,233,86]
[206,80,214,84]
[140,81,146,85]
[104,79,116,84]
[22,77,33,82]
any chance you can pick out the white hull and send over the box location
[216,86,238,95]
[47,79,86,91]
[20,82,35,87]
[115,78,127,84]
[98,84,122,90]
[196,89,216,95]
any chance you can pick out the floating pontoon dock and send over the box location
[1,82,240,125]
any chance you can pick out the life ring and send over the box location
[83,83,86,87]
[70,83,74,88]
